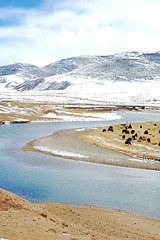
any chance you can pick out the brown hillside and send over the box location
[0,188,159,240]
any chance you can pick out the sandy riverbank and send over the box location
[80,121,160,162]
[22,125,160,170]
[0,100,122,123]
[0,100,159,124]
[0,188,160,240]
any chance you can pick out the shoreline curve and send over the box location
[22,126,160,171]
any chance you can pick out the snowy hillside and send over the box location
[0,52,160,105]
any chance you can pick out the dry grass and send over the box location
[80,121,160,161]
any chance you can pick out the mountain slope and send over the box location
[62,51,160,81]
[1,52,160,90]
[0,52,160,105]
[41,55,108,76]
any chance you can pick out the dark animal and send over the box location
[140,125,142,128]
[102,129,106,132]
[108,126,113,132]
[122,135,125,139]
[128,124,132,129]
[139,136,143,140]
[125,139,132,145]
[144,130,148,134]
[122,129,130,134]
[147,138,151,142]
[131,130,135,134]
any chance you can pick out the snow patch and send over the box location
[43,112,122,122]
[88,135,160,158]
[5,121,10,125]
[44,112,57,118]
[34,146,88,159]
[75,128,86,131]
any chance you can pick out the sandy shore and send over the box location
[22,126,160,170]
[0,100,121,123]
[0,100,160,124]
[81,121,160,158]
[0,188,160,240]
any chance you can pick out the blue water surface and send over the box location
[0,111,160,219]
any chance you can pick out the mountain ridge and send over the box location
[0,51,160,92]
[0,51,160,105]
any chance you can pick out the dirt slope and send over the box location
[0,188,159,240]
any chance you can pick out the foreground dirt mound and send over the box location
[0,188,159,240]
[0,188,32,211]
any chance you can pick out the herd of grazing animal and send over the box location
[102,122,160,147]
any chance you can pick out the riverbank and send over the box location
[22,125,160,171]
[0,188,159,240]
[80,121,160,161]
[0,100,160,124]
[0,100,121,123]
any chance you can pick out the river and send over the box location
[0,111,160,219]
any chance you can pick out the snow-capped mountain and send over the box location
[0,52,160,105]
[0,63,45,90]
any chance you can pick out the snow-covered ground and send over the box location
[0,79,160,106]
[0,52,160,106]
[43,111,122,122]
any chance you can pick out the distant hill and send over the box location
[0,52,160,105]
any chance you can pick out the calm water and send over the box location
[0,111,160,219]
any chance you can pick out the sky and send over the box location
[0,0,160,66]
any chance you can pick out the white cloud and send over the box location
[125,32,160,53]
[58,29,79,46]
[0,0,160,66]
[29,57,60,67]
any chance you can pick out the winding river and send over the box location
[0,111,160,219]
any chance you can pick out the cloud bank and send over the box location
[0,0,160,66]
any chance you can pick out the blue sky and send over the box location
[0,0,42,8]
[0,0,160,66]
